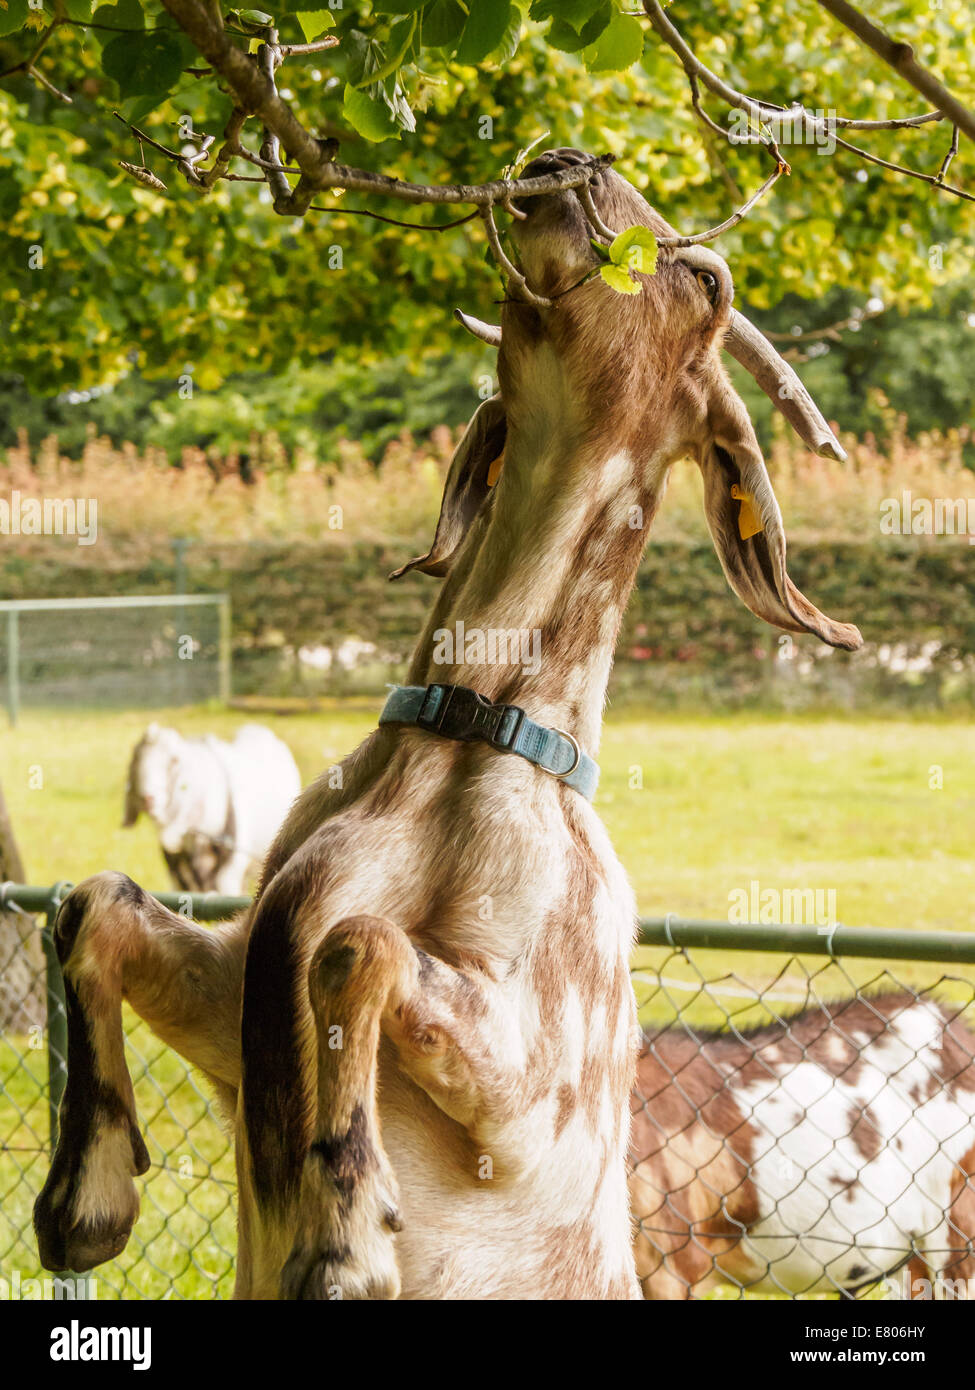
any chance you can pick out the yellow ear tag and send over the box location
[486,454,504,488]
[730,484,763,540]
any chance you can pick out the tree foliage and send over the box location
[0,0,972,390]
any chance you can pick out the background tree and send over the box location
[1,0,972,392]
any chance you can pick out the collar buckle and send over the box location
[417,683,524,751]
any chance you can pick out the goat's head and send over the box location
[122,724,185,827]
[395,148,861,651]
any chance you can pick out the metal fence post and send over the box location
[6,607,19,727]
[40,881,72,1150]
[218,594,232,703]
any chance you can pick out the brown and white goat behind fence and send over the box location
[35,148,863,1299]
[630,991,975,1300]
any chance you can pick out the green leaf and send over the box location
[589,237,611,263]
[371,0,428,11]
[0,0,29,38]
[609,225,658,276]
[225,8,275,34]
[491,4,522,63]
[600,263,642,295]
[546,19,589,54]
[455,0,512,65]
[584,9,644,72]
[64,0,94,21]
[422,0,466,49]
[529,0,603,21]
[101,31,186,99]
[121,89,173,126]
[295,9,334,40]
[89,0,144,49]
[576,1,612,46]
[342,82,399,142]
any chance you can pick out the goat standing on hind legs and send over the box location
[33,150,862,1300]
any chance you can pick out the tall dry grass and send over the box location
[2,414,973,560]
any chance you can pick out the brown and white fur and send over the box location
[33,149,861,1299]
[631,993,975,1299]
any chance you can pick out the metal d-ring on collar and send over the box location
[378,683,600,801]
[552,728,581,780]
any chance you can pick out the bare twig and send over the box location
[764,302,885,344]
[278,37,339,57]
[657,161,787,247]
[832,130,975,203]
[112,111,204,185]
[579,159,785,248]
[643,1,945,133]
[308,205,479,231]
[480,205,552,307]
[257,33,291,211]
[198,106,247,189]
[27,64,72,103]
[643,0,972,204]
[937,126,960,184]
[577,182,617,242]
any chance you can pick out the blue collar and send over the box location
[378,684,599,801]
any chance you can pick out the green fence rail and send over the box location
[638,917,975,965]
[2,883,974,1299]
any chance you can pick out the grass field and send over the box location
[2,702,974,1299]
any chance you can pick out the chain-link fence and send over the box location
[631,923,975,1301]
[0,597,231,724]
[2,887,974,1300]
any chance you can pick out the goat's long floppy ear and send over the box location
[699,388,862,650]
[389,395,506,580]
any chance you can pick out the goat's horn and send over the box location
[724,310,846,462]
[454,308,502,347]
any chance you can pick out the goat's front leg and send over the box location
[34,871,247,1272]
[282,917,561,1300]
[280,918,567,1300]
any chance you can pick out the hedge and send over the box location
[2,540,972,709]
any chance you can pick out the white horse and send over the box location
[123,723,301,894]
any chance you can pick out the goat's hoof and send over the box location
[34,1122,149,1272]
[280,1241,401,1302]
[280,1184,402,1301]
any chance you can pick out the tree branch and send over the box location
[764,301,885,344]
[480,204,551,307]
[831,129,975,203]
[643,0,973,204]
[644,1,945,132]
[278,37,340,57]
[816,0,975,144]
[157,0,616,220]
[307,205,479,231]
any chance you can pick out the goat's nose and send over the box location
[519,147,593,180]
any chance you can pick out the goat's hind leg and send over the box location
[280,916,418,1301]
[34,871,245,1272]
